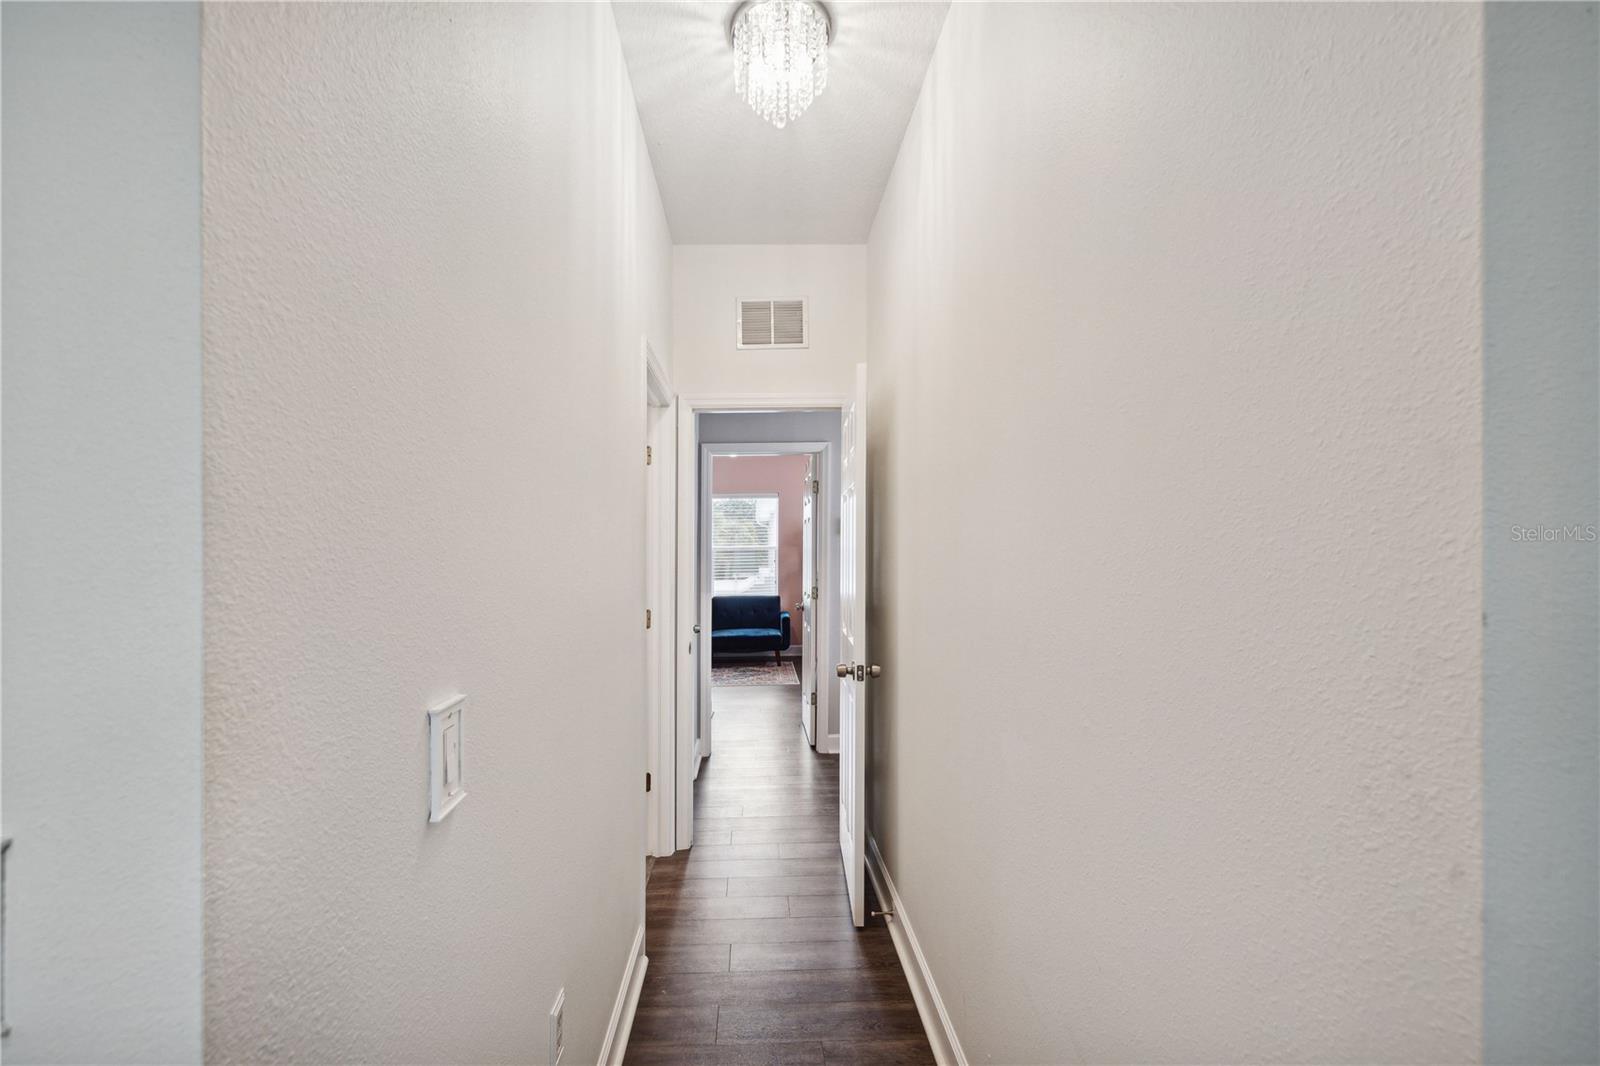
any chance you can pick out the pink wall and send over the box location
[713,454,811,646]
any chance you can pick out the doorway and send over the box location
[633,373,922,1060]
[703,442,830,757]
[672,402,846,851]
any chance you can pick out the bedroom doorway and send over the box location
[670,401,846,851]
[702,442,829,754]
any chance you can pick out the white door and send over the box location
[799,455,817,746]
[697,446,714,769]
[838,364,871,927]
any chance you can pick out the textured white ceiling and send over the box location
[613,1,949,244]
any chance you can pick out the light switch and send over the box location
[443,724,459,788]
[427,695,467,823]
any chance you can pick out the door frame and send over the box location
[643,342,675,858]
[800,453,820,747]
[673,394,847,849]
[701,440,832,754]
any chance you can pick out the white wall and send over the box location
[866,5,1484,1062]
[1,4,204,1061]
[1483,4,1600,1062]
[201,4,671,1060]
[672,245,865,396]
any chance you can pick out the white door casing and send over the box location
[800,455,817,746]
[673,395,847,854]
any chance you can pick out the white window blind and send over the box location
[712,495,779,596]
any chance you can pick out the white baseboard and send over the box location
[817,732,840,754]
[865,835,966,1066]
[598,922,648,1066]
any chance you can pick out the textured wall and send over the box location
[202,4,671,1060]
[673,244,866,396]
[866,4,1484,1061]
[1483,4,1600,1062]
[1,5,204,1061]
[714,454,813,644]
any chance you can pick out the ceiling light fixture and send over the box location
[731,0,831,129]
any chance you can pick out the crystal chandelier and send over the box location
[731,0,831,129]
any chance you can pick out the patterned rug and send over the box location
[712,660,799,687]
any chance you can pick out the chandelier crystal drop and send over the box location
[732,0,830,129]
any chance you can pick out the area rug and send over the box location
[712,660,799,687]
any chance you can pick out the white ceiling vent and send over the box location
[737,299,808,350]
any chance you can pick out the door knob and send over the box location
[836,663,850,678]
[693,624,701,634]
[867,664,882,678]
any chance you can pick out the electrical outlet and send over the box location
[549,988,565,1065]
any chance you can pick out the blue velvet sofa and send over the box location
[711,595,792,661]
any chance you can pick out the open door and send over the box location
[697,446,714,772]
[838,364,871,927]
[799,455,817,746]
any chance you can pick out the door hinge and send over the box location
[810,691,817,707]
[645,772,652,792]
[811,479,819,494]
[812,585,819,600]
[645,609,652,630]
[2,836,10,1039]
[645,445,653,466]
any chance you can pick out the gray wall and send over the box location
[1483,5,1600,1062]
[1,4,204,1060]
[700,411,844,739]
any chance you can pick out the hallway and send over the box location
[631,684,932,1064]
[5,2,1597,1062]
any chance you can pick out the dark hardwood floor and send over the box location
[631,682,933,1065]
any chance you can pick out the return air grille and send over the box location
[737,299,808,349]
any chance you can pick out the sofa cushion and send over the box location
[712,594,783,631]
[713,627,784,641]
[712,628,787,653]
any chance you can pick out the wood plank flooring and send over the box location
[633,684,932,1065]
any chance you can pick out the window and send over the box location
[712,494,779,595]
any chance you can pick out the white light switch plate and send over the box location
[549,987,565,1065]
[428,695,466,823]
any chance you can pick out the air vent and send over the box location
[737,299,808,349]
